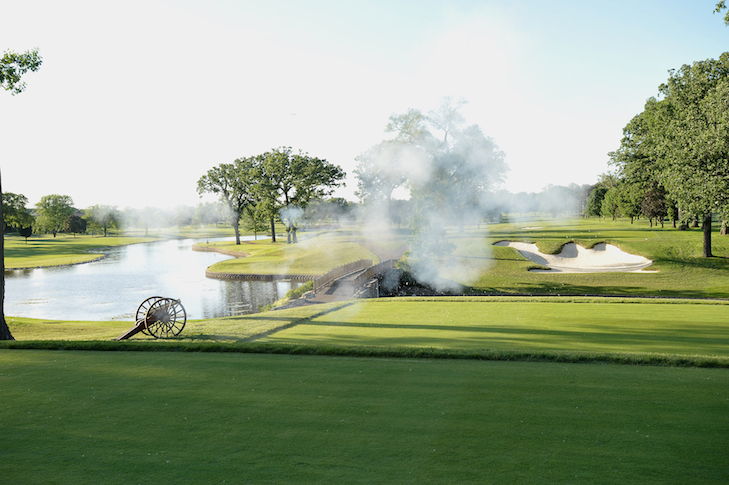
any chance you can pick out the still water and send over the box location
[5,237,302,321]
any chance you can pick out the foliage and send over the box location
[0,47,42,94]
[641,181,667,227]
[353,140,410,204]
[600,187,621,220]
[84,204,120,236]
[63,214,86,237]
[585,186,606,217]
[610,53,729,257]
[34,194,75,237]
[256,147,345,244]
[716,1,729,25]
[197,158,259,244]
[2,191,33,229]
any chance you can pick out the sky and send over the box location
[2,0,728,210]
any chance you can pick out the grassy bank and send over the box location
[1,350,726,484]
[3,226,239,269]
[200,233,379,275]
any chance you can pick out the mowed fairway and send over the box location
[1,350,727,484]
[259,298,729,357]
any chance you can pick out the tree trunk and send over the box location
[702,212,713,258]
[233,219,241,245]
[0,170,16,340]
[720,221,728,236]
[270,217,276,243]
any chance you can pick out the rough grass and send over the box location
[1,350,727,484]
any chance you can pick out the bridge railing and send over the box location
[352,259,398,290]
[313,259,373,294]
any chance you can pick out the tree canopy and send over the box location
[2,192,34,229]
[1,48,42,95]
[256,147,345,243]
[610,52,729,257]
[34,194,76,237]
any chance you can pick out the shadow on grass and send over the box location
[284,319,729,354]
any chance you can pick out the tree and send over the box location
[641,181,668,227]
[241,203,268,240]
[354,141,410,205]
[256,147,345,244]
[586,186,608,217]
[197,158,259,245]
[85,205,120,236]
[601,188,621,220]
[616,184,644,224]
[18,226,32,243]
[1,47,42,340]
[34,194,75,237]
[64,214,86,237]
[2,192,34,230]
[654,53,729,257]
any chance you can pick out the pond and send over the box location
[4,237,303,321]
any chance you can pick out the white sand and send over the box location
[494,241,654,273]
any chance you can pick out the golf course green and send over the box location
[2,218,728,483]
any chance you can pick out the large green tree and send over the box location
[34,194,75,237]
[197,158,260,245]
[655,53,729,257]
[2,192,34,230]
[1,47,42,340]
[256,147,345,244]
[610,53,729,257]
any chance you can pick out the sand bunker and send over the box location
[494,241,654,273]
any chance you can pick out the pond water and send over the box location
[4,237,302,321]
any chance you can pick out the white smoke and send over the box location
[355,97,508,292]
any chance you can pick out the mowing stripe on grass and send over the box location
[258,298,729,358]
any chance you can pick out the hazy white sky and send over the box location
[2,0,727,209]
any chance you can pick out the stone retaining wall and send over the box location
[205,271,315,282]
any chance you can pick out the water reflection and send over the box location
[5,237,302,321]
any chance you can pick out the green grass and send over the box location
[3,234,160,268]
[1,350,727,484]
[201,233,379,275]
[451,217,729,298]
[257,297,729,357]
[5,218,729,482]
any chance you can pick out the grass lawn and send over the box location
[258,298,729,358]
[4,218,729,482]
[200,233,379,275]
[1,350,727,484]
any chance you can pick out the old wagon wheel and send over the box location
[144,298,186,339]
[135,296,165,335]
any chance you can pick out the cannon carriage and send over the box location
[116,296,186,340]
